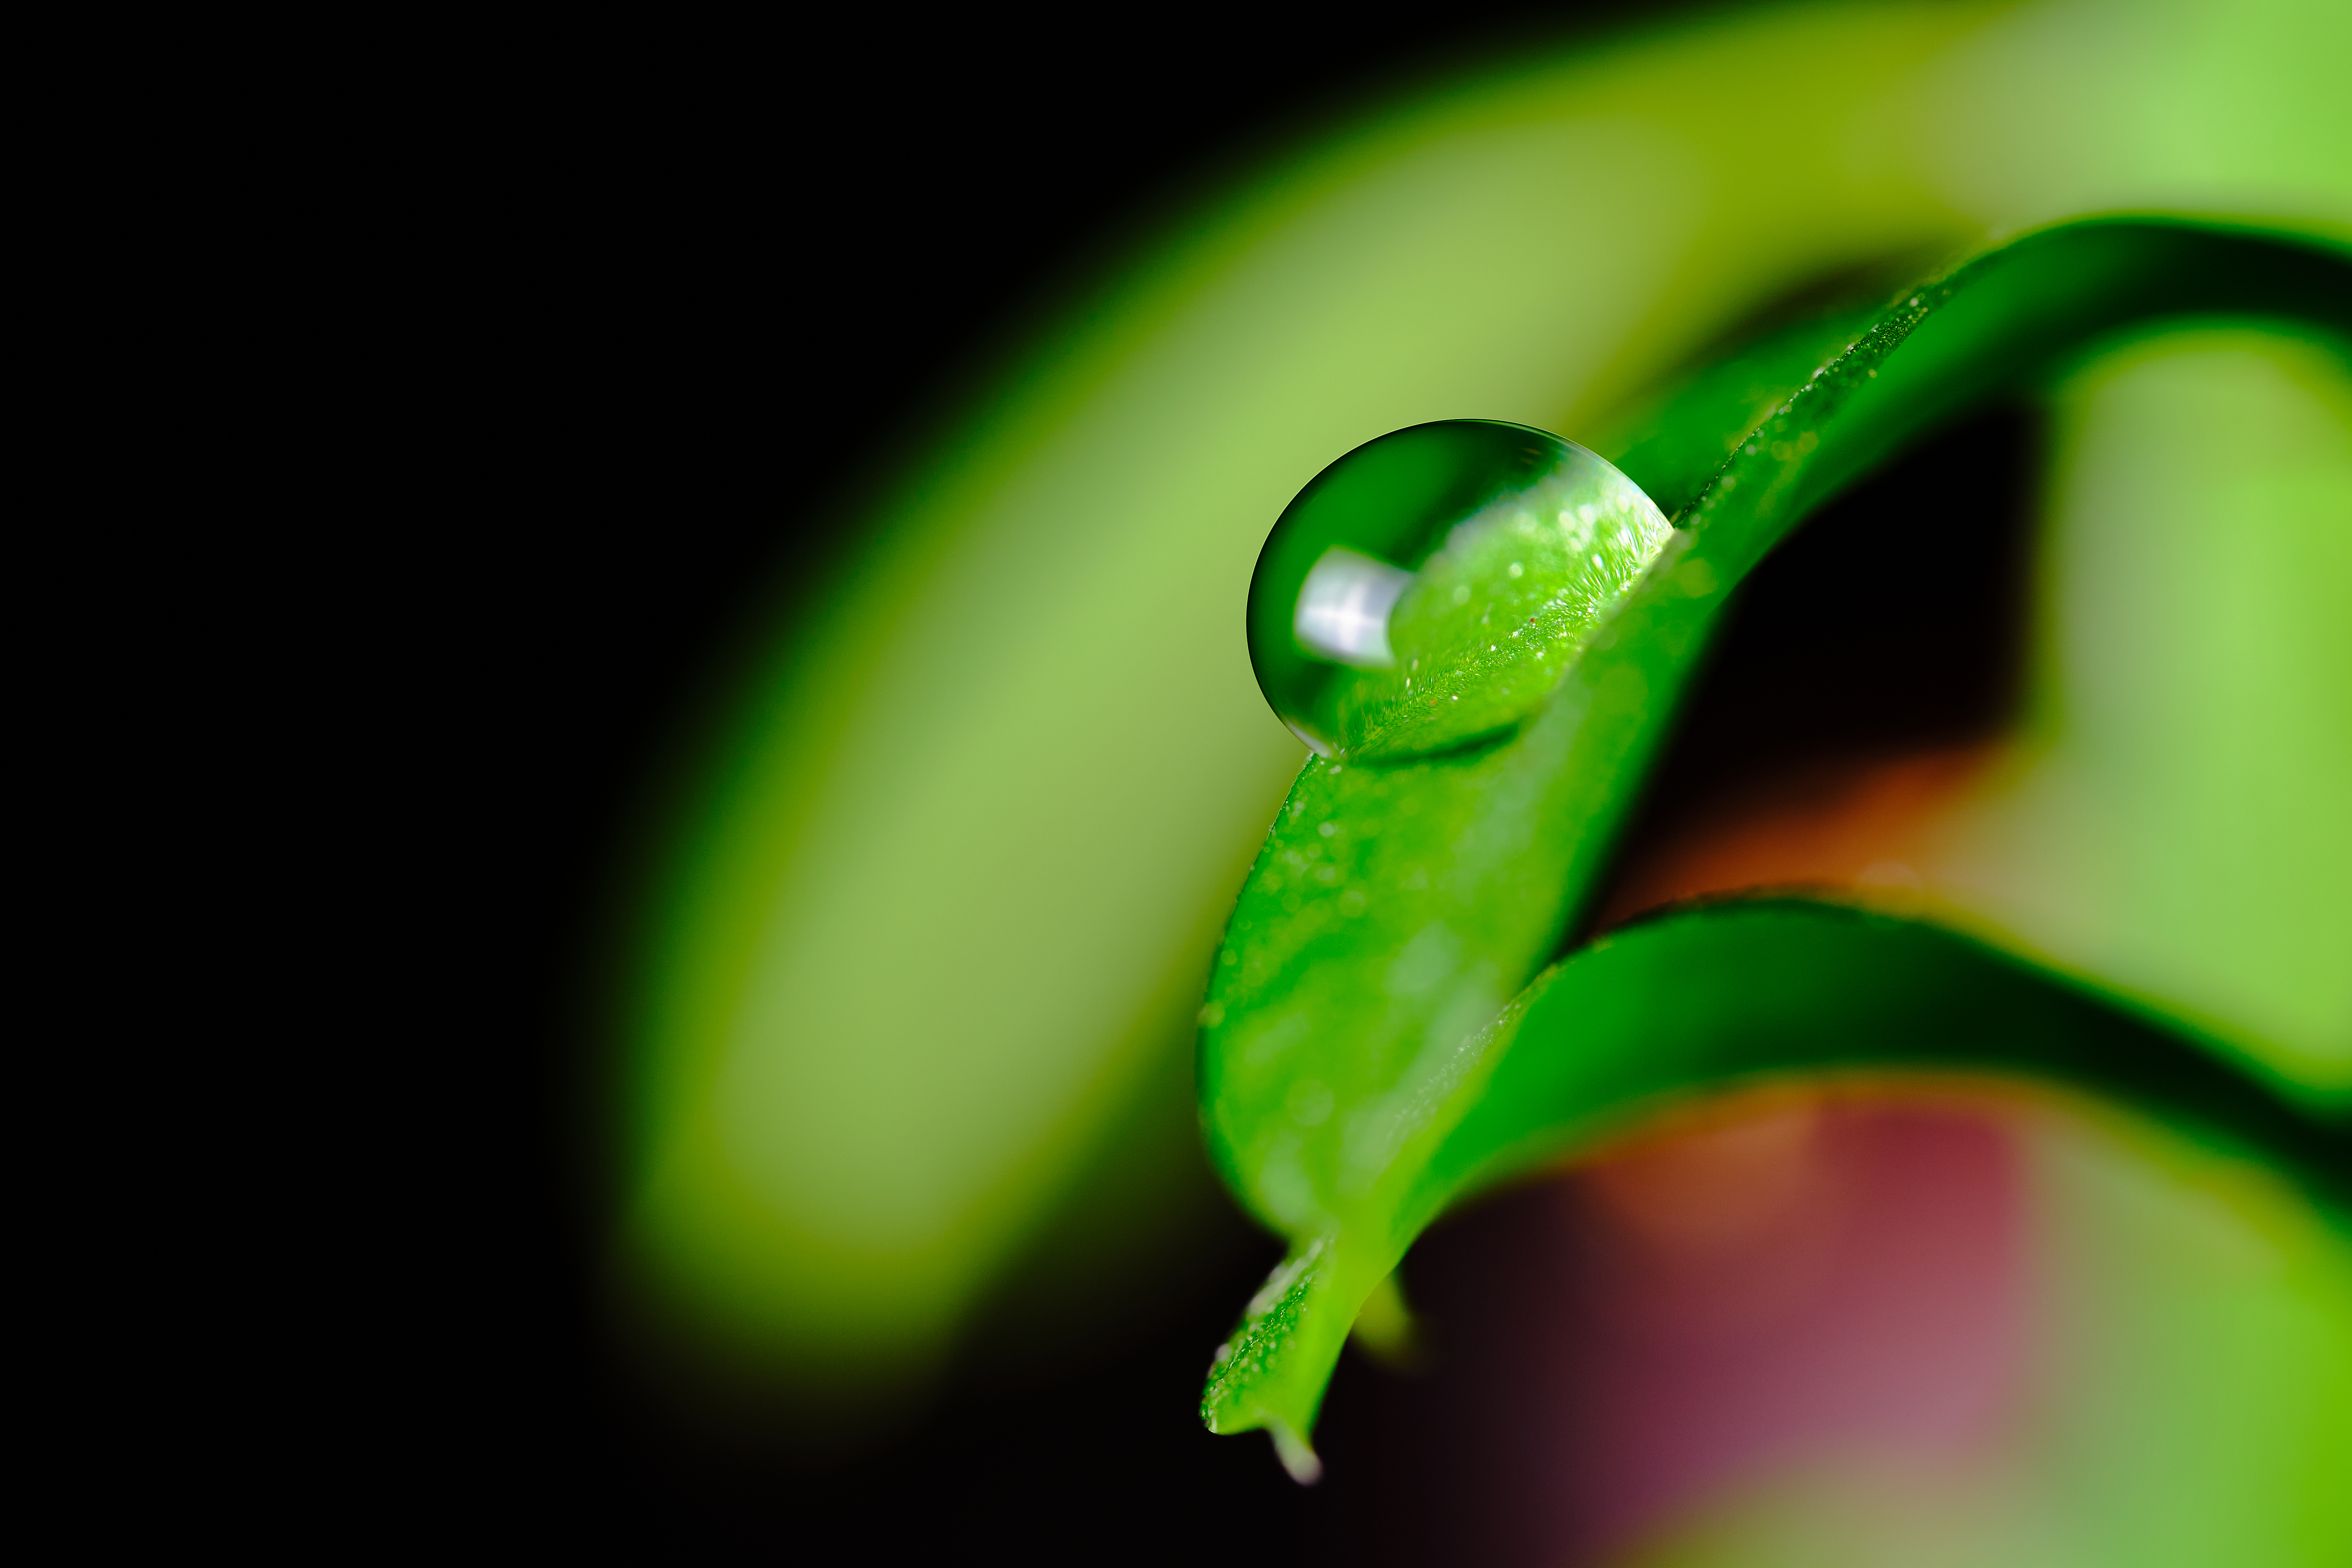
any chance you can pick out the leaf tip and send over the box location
[1268,1421,1323,1485]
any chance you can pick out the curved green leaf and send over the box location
[1197,217,2352,1467]
[1425,901,2352,1233]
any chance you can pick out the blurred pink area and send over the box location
[1390,1093,2026,1563]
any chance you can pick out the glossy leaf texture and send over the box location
[1196,217,2352,1467]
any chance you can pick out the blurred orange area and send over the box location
[1597,745,1995,928]
[1589,1093,1824,1264]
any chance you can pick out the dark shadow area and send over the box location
[1586,399,2044,933]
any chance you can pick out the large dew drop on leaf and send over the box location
[1249,420,1673,759]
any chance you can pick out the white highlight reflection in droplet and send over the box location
[1295,545,1412,668]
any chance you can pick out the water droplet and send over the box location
[1248,421,1672,758]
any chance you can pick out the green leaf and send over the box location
[1197,217,2352,1465]
[1424,902,2352,1225]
